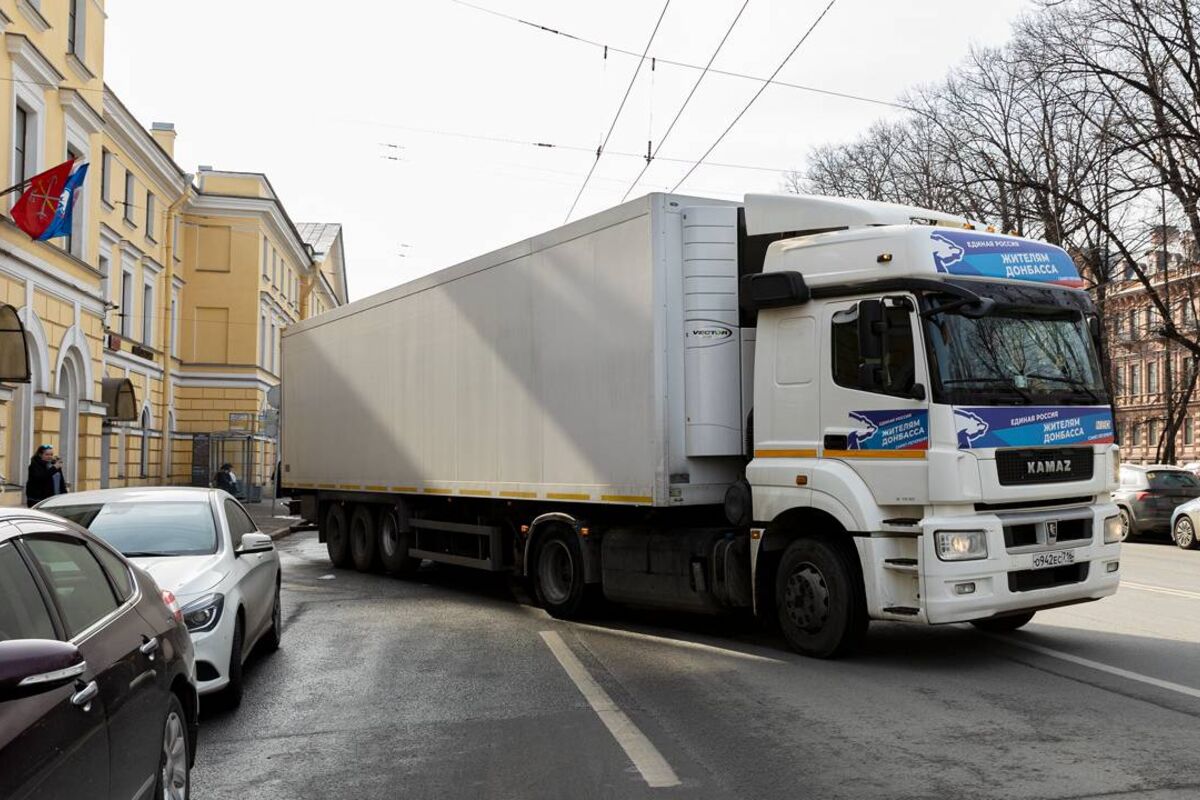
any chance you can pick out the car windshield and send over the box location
[924,300,1106,406]
[45,501,218,557]
[1147,471,1200,490]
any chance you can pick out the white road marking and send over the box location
[539,631,681,789]
[988,634,1200,701]
[1122,580,1200,601]
[571,622,784,664]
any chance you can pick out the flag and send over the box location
[10,158,80,241]
[37,163,89,241]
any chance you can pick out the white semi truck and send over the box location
[281,193,1122,657]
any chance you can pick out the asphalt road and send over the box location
[193,533,1200,800]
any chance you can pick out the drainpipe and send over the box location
[159,187,189,483]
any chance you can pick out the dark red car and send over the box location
[0,509,198,800]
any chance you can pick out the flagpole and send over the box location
[0,178,32,199]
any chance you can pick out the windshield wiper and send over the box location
[1021,373,1101,403]
[942,376,1032,403]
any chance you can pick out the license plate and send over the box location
[1031,549,1075,570]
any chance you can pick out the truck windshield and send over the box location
[924,301,1107,406]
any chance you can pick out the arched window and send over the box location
[140,407,151,478]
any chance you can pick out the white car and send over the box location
[1169,496,1200,550]
[38,487,282,704]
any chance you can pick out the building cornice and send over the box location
[64,52,95,85]
[59,88,104,136]
[187,194,312,269]
[102,87,188,197]
[5,33,62,86]
[14,1,49,34]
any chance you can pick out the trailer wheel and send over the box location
[350,505,380,572]
[378,508,420,575]
[325,504,351,568]
[775,537,867,658]
[533,528,588,619]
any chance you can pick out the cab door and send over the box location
[819,295,931,505]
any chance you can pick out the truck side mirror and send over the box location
[857,299,886,361]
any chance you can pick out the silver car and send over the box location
[1168,497,1200,550]
[38,487,282,706]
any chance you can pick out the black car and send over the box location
[1113,464,1200,538]
[0,509,198,800]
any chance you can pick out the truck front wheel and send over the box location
[533,528,588,619]
[325,504,351,568]
[775,537,867,658]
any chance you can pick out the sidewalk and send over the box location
[243,496,306,538]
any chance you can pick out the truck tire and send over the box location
[971,611,1035,632]
[378,508,420,575]
[325,504,351,568]
[533,528,589,619]
[350,505,380,572]
[775,537,867,658]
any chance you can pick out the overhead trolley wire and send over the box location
[448,0,909,112]
[620,0,750,202]
[565,0,671,222]
[670,0,840,193]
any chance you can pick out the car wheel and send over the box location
[155,693,190,800]
[325,504,351,568]
[1119,507,1136,541]
[350,506,380,572]
[263,582,282,653]
[378,508,419,575]
[1174,516,1200,550]
[971,611,1035,632]
[224,614,245,708]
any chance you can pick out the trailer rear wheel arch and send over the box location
[756,508,862,621]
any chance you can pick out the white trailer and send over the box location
[282,193,1123,657]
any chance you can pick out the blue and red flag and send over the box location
[10,158,88,241]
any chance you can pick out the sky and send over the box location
[104,0,1034,301]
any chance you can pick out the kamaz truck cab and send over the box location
[740,195,1121,656]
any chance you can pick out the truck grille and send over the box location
[996,448,1094,486]
[1008,562,1089,592]
[1002,517,1092,549]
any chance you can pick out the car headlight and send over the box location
[1103,514,1122,544]
[935,530,988,561]
[180,593,225,633]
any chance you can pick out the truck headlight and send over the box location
[1103,515,1123,544]
[935,530,988,561]
[181,593,225,633]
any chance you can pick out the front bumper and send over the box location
[921,502,1121,624]
[188,609,236,695]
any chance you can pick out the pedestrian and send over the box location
[214,462,238,495]
[26,444,66,507]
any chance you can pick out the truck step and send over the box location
[883,606,920,616]
[883,557,918,573]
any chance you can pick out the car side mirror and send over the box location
[237,532,274,556]
[0,639,86,701]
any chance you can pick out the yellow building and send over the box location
[0,1,346,504]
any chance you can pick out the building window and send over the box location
[68,0,83,57]
[1148,361,1159,393]
[1186,417,1194,446]
[100,149,111,205]
[268,321,276,373]
[1131,423,1142,447]
[145,193,155,240]
[120,271,133,337]
[262,237,269,277]
[142,282,153,344]
[1129,364,1141,396]
[140,408,150,478]
[1149,420,1160,446]
[12,105,31,187]
[124,171,135,224]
